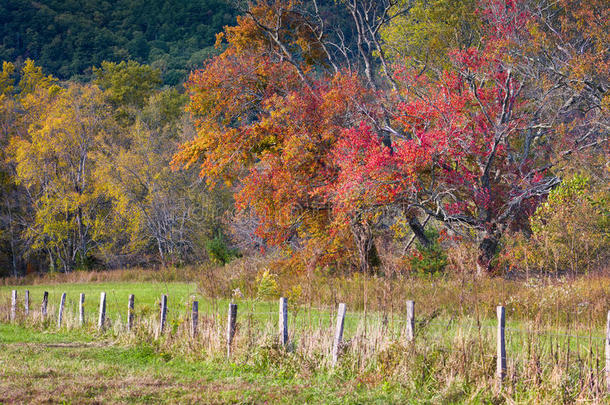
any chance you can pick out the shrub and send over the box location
[407,229,448,275]
[205,234,239,265]
[255,269,279,300]
[507,173,609,275]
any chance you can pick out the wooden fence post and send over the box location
[127,294,134,331]
[24,290,30,316]
[332,303,346,367]
[279,297,288,347]
[157,294,167,338]
[41,291,48,318]
[406,300,415,342]
[10,290,17,322]
[497,305,506,385]
[226,303,237,358]
[605,310,610,392]
[57,292,66,328]
[98,292,106,330]
[191,301,198,337]
[79,293,85,326]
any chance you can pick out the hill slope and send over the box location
[0,0,235,84]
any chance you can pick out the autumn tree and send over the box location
[0,60,63,275]
[10,82,114,272]
[95,62,233,267]
[331,0,608,273]
[178,0,607,275]
[0,58,234,273]
[175,0,431,273]
[0,61,19,275]
[93,60,162,125]
[97,91,233,267]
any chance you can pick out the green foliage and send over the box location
[531,174,602,232]
[94,61,162,109]
[93,60,162,126]
[0,0,236,84]
[255,269,279,301]
[205,235,239,266]
[513,173,610,274]
[407,230,448,275]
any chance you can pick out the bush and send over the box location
[407,229,448,275]
[506,173,609,275]
[205,235,239,265]
[255,269,279,300]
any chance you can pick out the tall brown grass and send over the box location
[197,255,610,330]
[0,266,200,286]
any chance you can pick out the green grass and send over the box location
[0,281,427,336]
[1,279,608,403]
[1,281,198,320]
[0,323,409,404]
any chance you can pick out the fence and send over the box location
[5,288,610,391]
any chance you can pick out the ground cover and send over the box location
[1,276,609,403]
[0,323,408,404]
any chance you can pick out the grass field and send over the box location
[0,324,410,404]
[1,281,200,326]
[0,281,380,334]
[0,279,411,404]
[1,278,609,403]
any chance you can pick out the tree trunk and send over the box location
[477,233,500,275]
[351,218,380,274]
[408,216,431,248]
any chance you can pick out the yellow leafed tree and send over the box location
[10,83,115,272]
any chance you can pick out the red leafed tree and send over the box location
[327,0,607,273]
[329,50,551,273]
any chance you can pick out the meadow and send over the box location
[1,270,609,404]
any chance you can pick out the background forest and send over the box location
[0,0,608,279]
[0,0,236,84]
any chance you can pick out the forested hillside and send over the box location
[0,0,236,84]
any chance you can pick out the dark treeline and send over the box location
[0,0,236,84]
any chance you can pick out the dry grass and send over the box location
[0,266,200,287]
[198,255,610,329]
[1,282,609,403]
